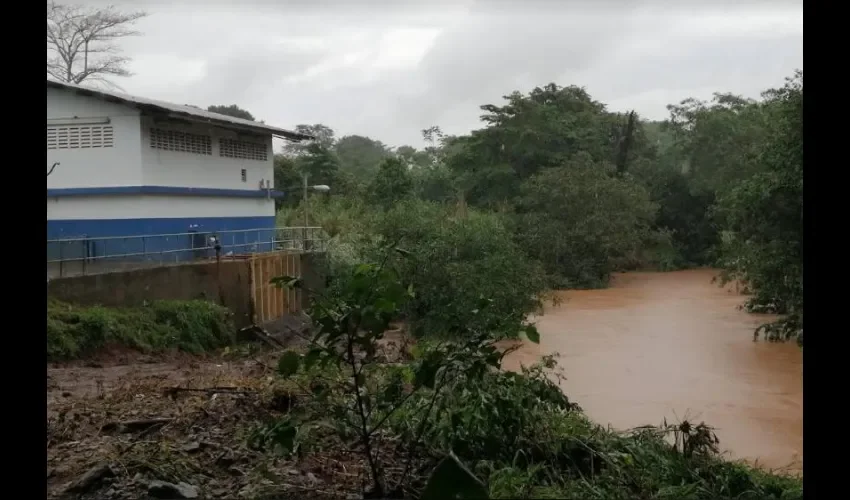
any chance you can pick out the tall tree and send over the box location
[714,70,803,343]
[614,110,638,175]
[334,135,392,181]
[368,157,414,209]
[665,93,769,194]
[46,1,148,87]
[297,142,341,187]
[207,104,255,121]
[282,124,336,157]
[515,153,657,288]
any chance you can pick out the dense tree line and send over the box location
[264,71,802,343]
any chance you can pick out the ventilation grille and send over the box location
[219,138,268,161]
[47,125,114,150]
[150,128,212,155]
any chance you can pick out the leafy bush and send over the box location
[515,154,657,288]
[277,195,378,272]
[47,299,234,360]
[267,258,521,497]
[373,199,548,339]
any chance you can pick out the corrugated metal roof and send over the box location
[47,79,312,142]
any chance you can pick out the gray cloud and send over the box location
[67,0,803,148]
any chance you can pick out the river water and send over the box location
[503,269,803,471]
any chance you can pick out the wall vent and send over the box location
[47,125,114,150]
[219,138,268,161]
[150,128,212,155]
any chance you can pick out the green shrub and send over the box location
[372,199,548,339]
[514,154,658,288]
[46,299,234,360]
[385,355,802,500]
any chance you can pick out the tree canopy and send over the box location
[46,1,147,87]
[272,70,803,343]
[207,104,255,121]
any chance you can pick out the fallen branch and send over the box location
[163,386,255,397]
[238,325,285,349]
[101,417,173,433]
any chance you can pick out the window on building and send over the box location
[149,128,212,155]
[47,125,114,150]
[241,169,247,182]
[219,137,268,161]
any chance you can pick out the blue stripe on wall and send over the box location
[46,185,285,199]
[47,216,278,262]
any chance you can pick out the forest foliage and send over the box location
[274,70,803,343]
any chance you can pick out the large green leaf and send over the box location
[523,324,540,344]
[421,453,488,500]
[277,350,301,378]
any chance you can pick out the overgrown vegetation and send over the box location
[276,70,803,343]
[47,299,234,360]
[258,72,806,496]
[256,252,801,499]
[713,72,804,344]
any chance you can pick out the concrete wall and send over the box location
[48,194,273,221]
[139,115,275,191]
[47,87,143,188]
[46,253,329,328]
[47,260,255,327]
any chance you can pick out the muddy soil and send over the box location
[47,322,415,500]
[47,346,367,500]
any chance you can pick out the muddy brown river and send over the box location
[503,269,802,471]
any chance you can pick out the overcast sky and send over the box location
[76,0,803,149]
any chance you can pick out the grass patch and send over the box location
[47,299,235,360]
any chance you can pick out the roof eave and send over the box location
[48,79,315,143]
[144,106,313,142]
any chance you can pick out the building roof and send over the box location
[47,79,312,142]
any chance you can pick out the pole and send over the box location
[302,173,309,251]
[303,173,309,227]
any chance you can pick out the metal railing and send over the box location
[47,226,327,279]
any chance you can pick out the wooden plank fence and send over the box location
[250,252,302,324]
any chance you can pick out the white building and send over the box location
[46,79,309,257]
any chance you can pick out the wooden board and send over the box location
[250,252,302,324]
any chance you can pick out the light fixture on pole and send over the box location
[295,173,331,251]
[300,173,330,227]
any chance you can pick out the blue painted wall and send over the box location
[47,216,277,263]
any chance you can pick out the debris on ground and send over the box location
[147,480,199,499]
[47,346,375,499]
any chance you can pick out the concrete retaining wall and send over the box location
[47,253,329,328]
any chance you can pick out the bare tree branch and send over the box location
[46,1,148,87]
